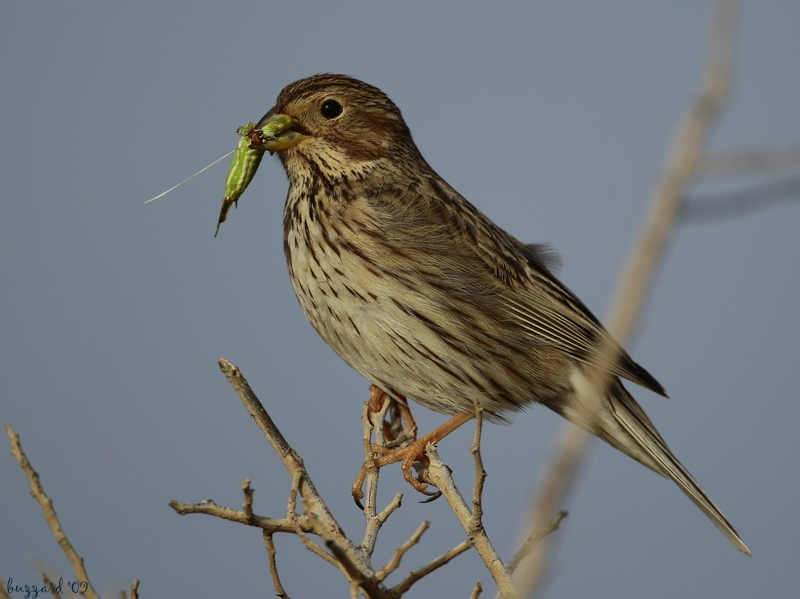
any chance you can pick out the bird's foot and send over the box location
[352,434,441,507]
[352,391,473,507]
[353,386,423,507]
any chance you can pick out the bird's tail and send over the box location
[559,372,750,555]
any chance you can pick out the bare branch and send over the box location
[40,573,66,599]
[470,409,487,530]
[217,359,345,543]
[293,524,344,572]
[302,505,388,599]
[359,399,383,519]
[264,532,291,599]
[424,444,520,599]
[516,0,740,595]
[700,145,800,178]
[470,582,484,599]
[287,470,302,518]
[376,520,430,582]
[242,479,254,521]
[376,493,404,526]
[506,511,567,574]
[169,499,297,533]
[389,538,475,598]
[610,0,738,345]
[683,176,800,223]
[217,358,396,592]
[5,425,101,599]
[325,537,368,587]
[360,396,395,554]
[30,562,78,598]
[172,360,488,597]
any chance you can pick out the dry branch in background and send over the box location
[700,145,800,178]
[685,135,800,225]
[513,0,740,595]
[683,177,800,223]
[5,425,140,599]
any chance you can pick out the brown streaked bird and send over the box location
[251,73,749,555]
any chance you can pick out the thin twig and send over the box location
[264,532,291,599]
[361,396,394,554]
[242,479,254,521]
[40,573,65,599]
[218,358,384,583]
[5,425,101,599]
[302,498,389,599]
[516,0,740,595]
[425,444,520,599]
[682,176,800,223]
[287,470,302,517]
[470,582,484,599]
[178,360,478,597]
[30,562,77,599]
[376,493,404,525]
[700,144,800,177]
[376,520,430,582]
[325,538,368,586]
[217,359,342,539]
[506,511,567,574]
[470,409,487,530]
[169,499,297,532]
[361,400,383,518]
[293,524,344,572]
[389,538,475,598]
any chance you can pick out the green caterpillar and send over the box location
[215,124,265,236]
[215,115,297,236]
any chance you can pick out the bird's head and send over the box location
[254,74,420,170]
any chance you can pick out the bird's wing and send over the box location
[504,260,666,396]
[367,174,666,396]
[435,181,667,396]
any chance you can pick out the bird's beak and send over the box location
[254,109,306,153]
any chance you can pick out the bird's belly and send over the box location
[288,245,452,408]
[286,237,567,418]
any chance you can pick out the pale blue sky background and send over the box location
[2,2,799,598]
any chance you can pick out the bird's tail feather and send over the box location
[599,380,750,555]
[557,369,750,555]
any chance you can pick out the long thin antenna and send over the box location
[145,149,236,204]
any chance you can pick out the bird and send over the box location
[249,73,749,555]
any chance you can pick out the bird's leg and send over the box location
[395,395,418,437]
[386,394,418,448]
[352,389,473,505]
[353,386,415,506]
[366,385,418,447]
[380,411,473,493]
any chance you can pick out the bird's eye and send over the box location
[320,100,343,119]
